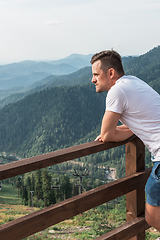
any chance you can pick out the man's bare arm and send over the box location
[96,111,133,142]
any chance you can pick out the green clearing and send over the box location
[0,184,21,205]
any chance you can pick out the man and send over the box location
[91,50,160,231]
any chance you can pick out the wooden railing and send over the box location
[0,135,151,240]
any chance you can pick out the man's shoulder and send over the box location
[115,75,145,89]
[117,75,140,83]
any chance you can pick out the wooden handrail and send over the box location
[0,168,151,240]
[0,135,150,240]
[0,135,135,180]
[95,215,150,240]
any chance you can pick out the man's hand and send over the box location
[94,134,103,142]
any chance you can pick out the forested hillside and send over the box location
[0,66,92,109]
[0,84,105,157]
[0,46,160,179]
[123,45,160,91]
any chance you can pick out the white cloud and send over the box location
[45,20,61,25]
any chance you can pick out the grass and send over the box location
[0,203,33,225]
[0,184,21,205]
[145,228,160,240]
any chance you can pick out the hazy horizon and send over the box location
[0,0,159,64]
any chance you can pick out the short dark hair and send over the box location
[90,50,125,75]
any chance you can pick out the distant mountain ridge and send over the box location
[0,53,92,91]
[50,53,92,69]
[0,66,92,108]
[0,72,50,91]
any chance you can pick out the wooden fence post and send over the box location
[125,136,146,240]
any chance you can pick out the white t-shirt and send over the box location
[106,75,160,161]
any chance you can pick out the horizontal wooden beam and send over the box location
[95,215,150,240]
[0,167,151,240]
[0,135,135,180]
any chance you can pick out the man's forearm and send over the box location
[100,111,133,142]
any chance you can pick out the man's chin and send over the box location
[96,88,103,93]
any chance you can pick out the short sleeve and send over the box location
[106,85,127,114]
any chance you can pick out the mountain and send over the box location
[0,53,93,102]
[0,66,92,109]
[50,53,92,69]
[0,61,78,90]
[123,45,160,87]
[0,60,78,79]
[25,66,92,90]
[0,87,24,101]
[0,72,50,90]
[0,53,93,91]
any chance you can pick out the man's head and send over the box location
[91,50,124,92]
[90,50,124,76]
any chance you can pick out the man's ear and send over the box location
[108,68,115,79]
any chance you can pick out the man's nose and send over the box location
[92,76,96,83]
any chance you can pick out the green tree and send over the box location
[60,175,72,200]
[34,169,43,200]
[42,169,52,206]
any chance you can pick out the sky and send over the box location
[0,0,160,64]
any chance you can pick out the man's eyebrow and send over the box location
[92,72,99,75]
